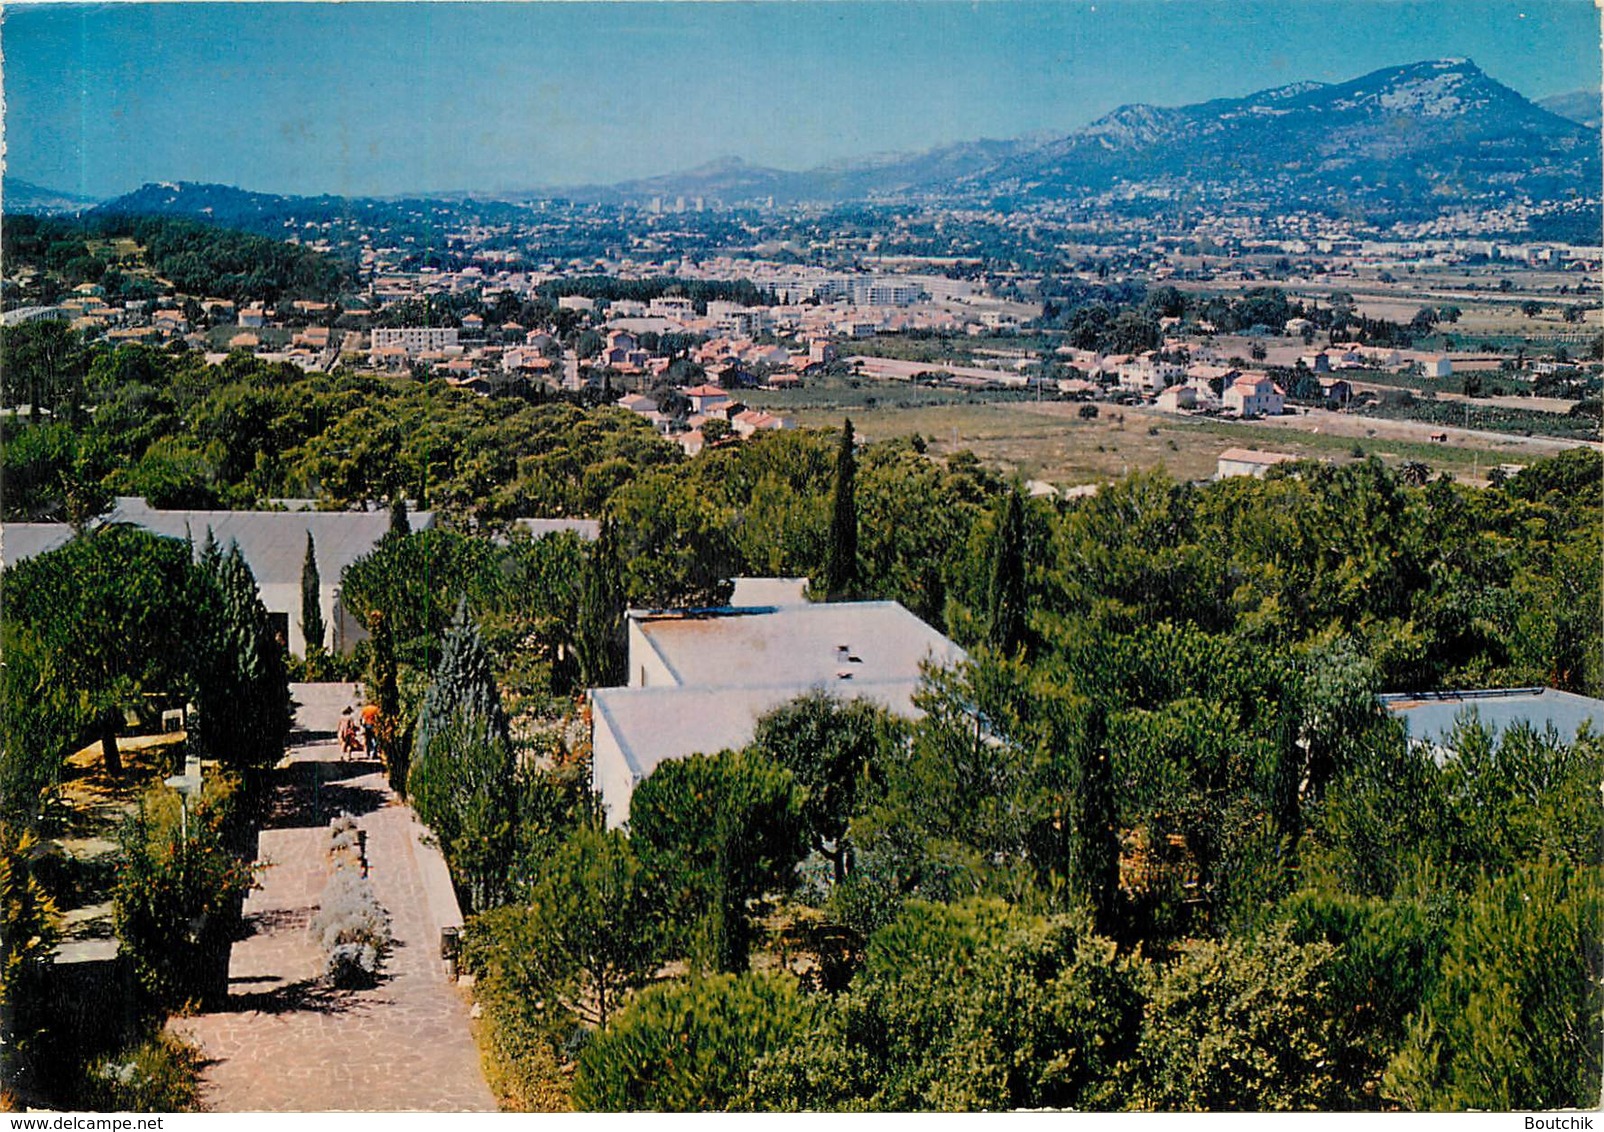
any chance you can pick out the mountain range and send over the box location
[22,58,1602,223]
[2,178,104,215]
[580,59,1598,213]
[1537,88,1602,130]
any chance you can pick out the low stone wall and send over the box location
[407,812,465,973]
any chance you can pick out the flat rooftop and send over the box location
[1,499,437,582]
[0,522,76,567]
[1380,687,1604,747]
[513,517,600,541]
[594,678,928,782]
[110,498,435,584]
[631,600,966,692]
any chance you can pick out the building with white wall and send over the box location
[2,499,436,657]
[370,326,460,356]
[589,586,965,826]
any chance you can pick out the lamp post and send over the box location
[163,752,203,844]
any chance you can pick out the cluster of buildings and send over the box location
[618,382,793,456]
[0,285,357,375]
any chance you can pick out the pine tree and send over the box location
[300,530,325,654]
[576,518,628,688]
[824,418,858,600]
[985,486,1029,657]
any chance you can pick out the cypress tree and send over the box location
[195,543,291,773]
[368,610,406,794]
[408,600,515,910]
[300,530,325,654]
[388,496,411,538]
[576,518,628,688]
[1065,698,1119,933]
[985,487,1029,657]
[824,418,858,600]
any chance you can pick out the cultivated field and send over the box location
[749,380,1597,488]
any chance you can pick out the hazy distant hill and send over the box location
[1537,89,1602,130]
[3,177,101,215]
[90,181,355,229]
[587,138,1036,205]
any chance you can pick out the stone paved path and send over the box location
[172,684,496,1112]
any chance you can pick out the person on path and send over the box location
[360,702,380,757]
[338,707,360,759]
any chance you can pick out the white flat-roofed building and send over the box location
[0,522,76,566]
[370,326,460,356]
[1,306,70,327]
[1217,447,1302,479]
[3,499,435,657]
[590,592,966,826]
[1380,687,1604,763]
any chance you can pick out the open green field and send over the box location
[745,374,1592,487]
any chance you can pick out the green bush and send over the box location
[0,827,62,1105]
[1123,921,1341,1111]
[573,971,810,1112]
[1383,862,1604,1111]
[751,898,1139,1112]
[80,1032,203,1113]
[461,903,581,1112]
[113,780,255,1011]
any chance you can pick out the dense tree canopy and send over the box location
[3,303,1598,1112]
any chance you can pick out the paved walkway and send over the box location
[172,684,496,1112]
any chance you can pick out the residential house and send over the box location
[1216,448,1301,479]
[730,409,791,438]
[1116,353,1183,394]
[1222,373,1285,417]
[1318,378,1353,406]
[682,383,733,416]
[1155,385,1199,413]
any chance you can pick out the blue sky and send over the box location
[5,0,1599,199]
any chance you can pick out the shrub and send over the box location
[310,863,391,988]
[573,971,811,1112]
[1123,921,1341,1111]
[460,903,582,1111]
[325,942,381,988]
[751,899,1139,1112]
[81,1032,202,1113]
[114,781,254,1011]
[0,827,62,1104]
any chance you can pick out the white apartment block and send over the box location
[370,326,460,355]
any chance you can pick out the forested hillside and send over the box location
[2,214,352,306]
